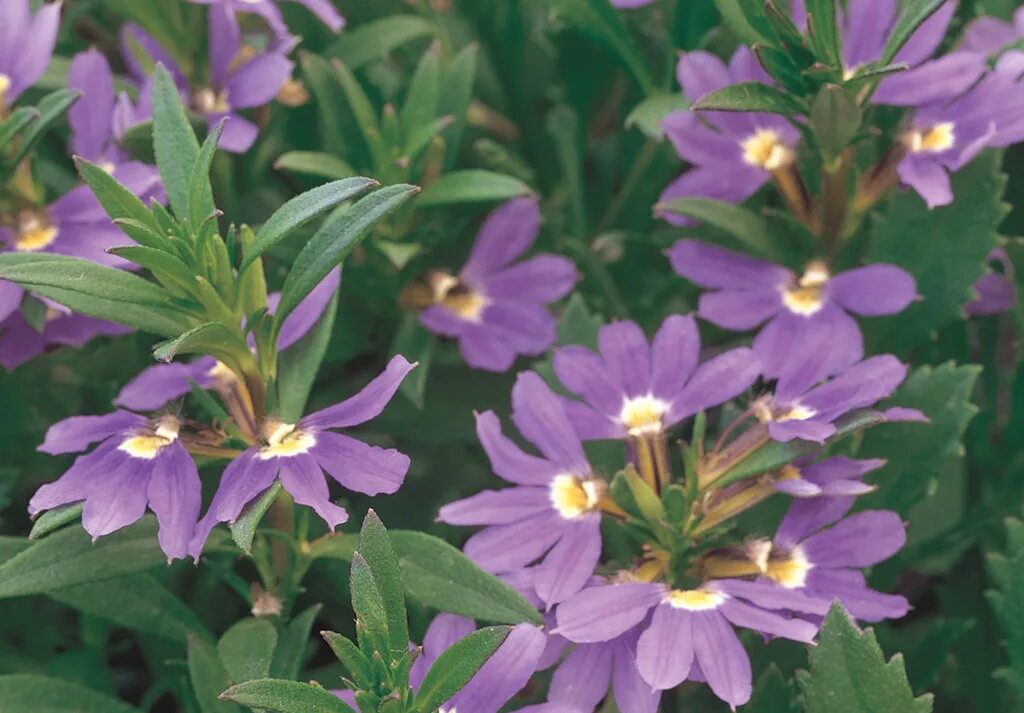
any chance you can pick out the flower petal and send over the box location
[512,371,591,475]
[303,355,414,429]
[147,442,201,561]
[637,604,695,690]
[314,432,409,496]
[462,197,541,282]
[39,411,145,455]
[554,582,665,643]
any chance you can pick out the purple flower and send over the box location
[68,48,154,173]
[0,304,131,370]
[438,371,603,607]
[29,411,201,561]
[658,47,800,225]
[190,0,344,40]
[0,0,61,106]
[419,197,578,372]
[772,455,883,499]
[962,7,1024,55]
[115,268,340,410]
[335,614,546,713]
[552,315,759,441]
[755,354,910,443]
[967,248,1016,316]
[189,355,415,557]
[553,578,822,708]
[762,509,910,622]
[890,54,1024,207]
[668,240,917,382]
[121,5,294,153]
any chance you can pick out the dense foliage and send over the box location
[1,0,1023,712]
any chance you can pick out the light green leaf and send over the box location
[417,170,530,207]
[331,16,437,69]
[0,517,166,599]
[625,93,690,140]
[357,511,409,658]
[241,177,379,271]
[798,604,933,713]
[219,618,279,683]
[693,82,807,114]
[410,626,510,713]
[0,674,144,713]
[274,151,356,180]
[276,184,418,324]
[390,531,542,625]
[152,63,201,219]
[277,288,338,422]
[660,198,775,258]
[49,573,214,645]
[152,322,251,368]
[221,679,356,713]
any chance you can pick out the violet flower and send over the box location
[0,0,62,107]
[121,5,294,153]
[772,455,883,499]
[961,7,1024,55]
[29,411,201,561]
[553,314,759,441]
[115,268,340,410]
[438,371,603,607]
[188,355,415,558]
[554,578,822,708]
[658,48,800,225]
[668,240,917,382]
[967,248,1016,316]
[755,354,912,443]
[419,197,577,372]
[0,304,130,370]
[189,0,344,38]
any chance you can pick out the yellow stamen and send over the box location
[905,122,955,154]
[14,212,58,252]
[620,395,668,436]
[664,589,725,611]
[259,420,316,459]
[764,548,812,588]
[550,474,604,519]
[741,128,794,171]
[193,87,230,114]
[781,260,830,316]
[119,417,180,460]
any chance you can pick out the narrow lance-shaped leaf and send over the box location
[322,631,375,690]
[218,618,278,683]
[274,151,356,180]
[220,679,357,713]
[270,604,323,680]
[4,88,80,168]
[410,626,511,713]
[241,177,378,271]
[0,674,145,713]
[417,170,530,207]
[349,553,390,656]
[659,197,775,258]
[401,42,442,150]
[357,511,409,658]
[330,15,437,69]
[152,63,201,219]
[693,82,808,114]
[441,43,480,169]
[152,322,251,372]
[187,117,224,232]
[75,157,166,249]
[0,106,39,153]
[806,0,841,69]
[275,184,418,324]
[879,0,946,65]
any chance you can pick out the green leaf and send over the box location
[49,573,214,645]
[417,170,530,207]
[277,288,338,422]
[274,151,356,180]
[188,636,237,713]
[712,0,773,45]
[357,511,409,658]
[332,59,388,171]
[5,88,80,168]
[625,93,690,140]
[270,604,322,680]
[152,63,201,219]
[241,177,379,271]
[410,626,510,713]
[879,0,946,65]
[441,43,480,170]
[858,363,980,519]
[321,631,374,689]
[229,481,283,554]
[805,0,841,69]
[986,517,1024,699]
[301,52,347,155]
[749,664,800,713]
[187,118,224,231]
[0,106,39,152]
[0,516,166,599]
[28,502,84,540]
[75,158,164,248]
[693,82,807,114]
[349,553,390,655]
[218,618,279,683]
[659,198,775,258]
[864,151,1006,355]
[0,250,191,337]
[401,43,443,152]
[549,0,655,94]
[798,604,933,713]
[276,184,419,324]
[557,293,603,350]
[810,84,861,159]
[108,246,196,297]
[0,673,145,713]
[221,679,356,713]
[330,15,437,69]
[390,531,542,625]
[392,314,434,408]
[152,322,251,369]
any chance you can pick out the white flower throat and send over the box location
[550,474,604,519]
[905,122,955,155]
[620,395,668,436]
[782,260,830,316]
[119,416,181,460]
[741,128,794,171]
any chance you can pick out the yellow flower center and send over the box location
[906,122,955,154]
[781,260,830,316]
[259,421,316,459]
[429,272,489,322]
[0,74,10,99]
[14,212,58,252]
[118,417,181,460]
[620,395,668,436]
[740,128,794,171]
[774,403,817,422]
[665,589,726,611]
[764,548,812,589]
[549,474,604,519]
[193,87,231,114]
